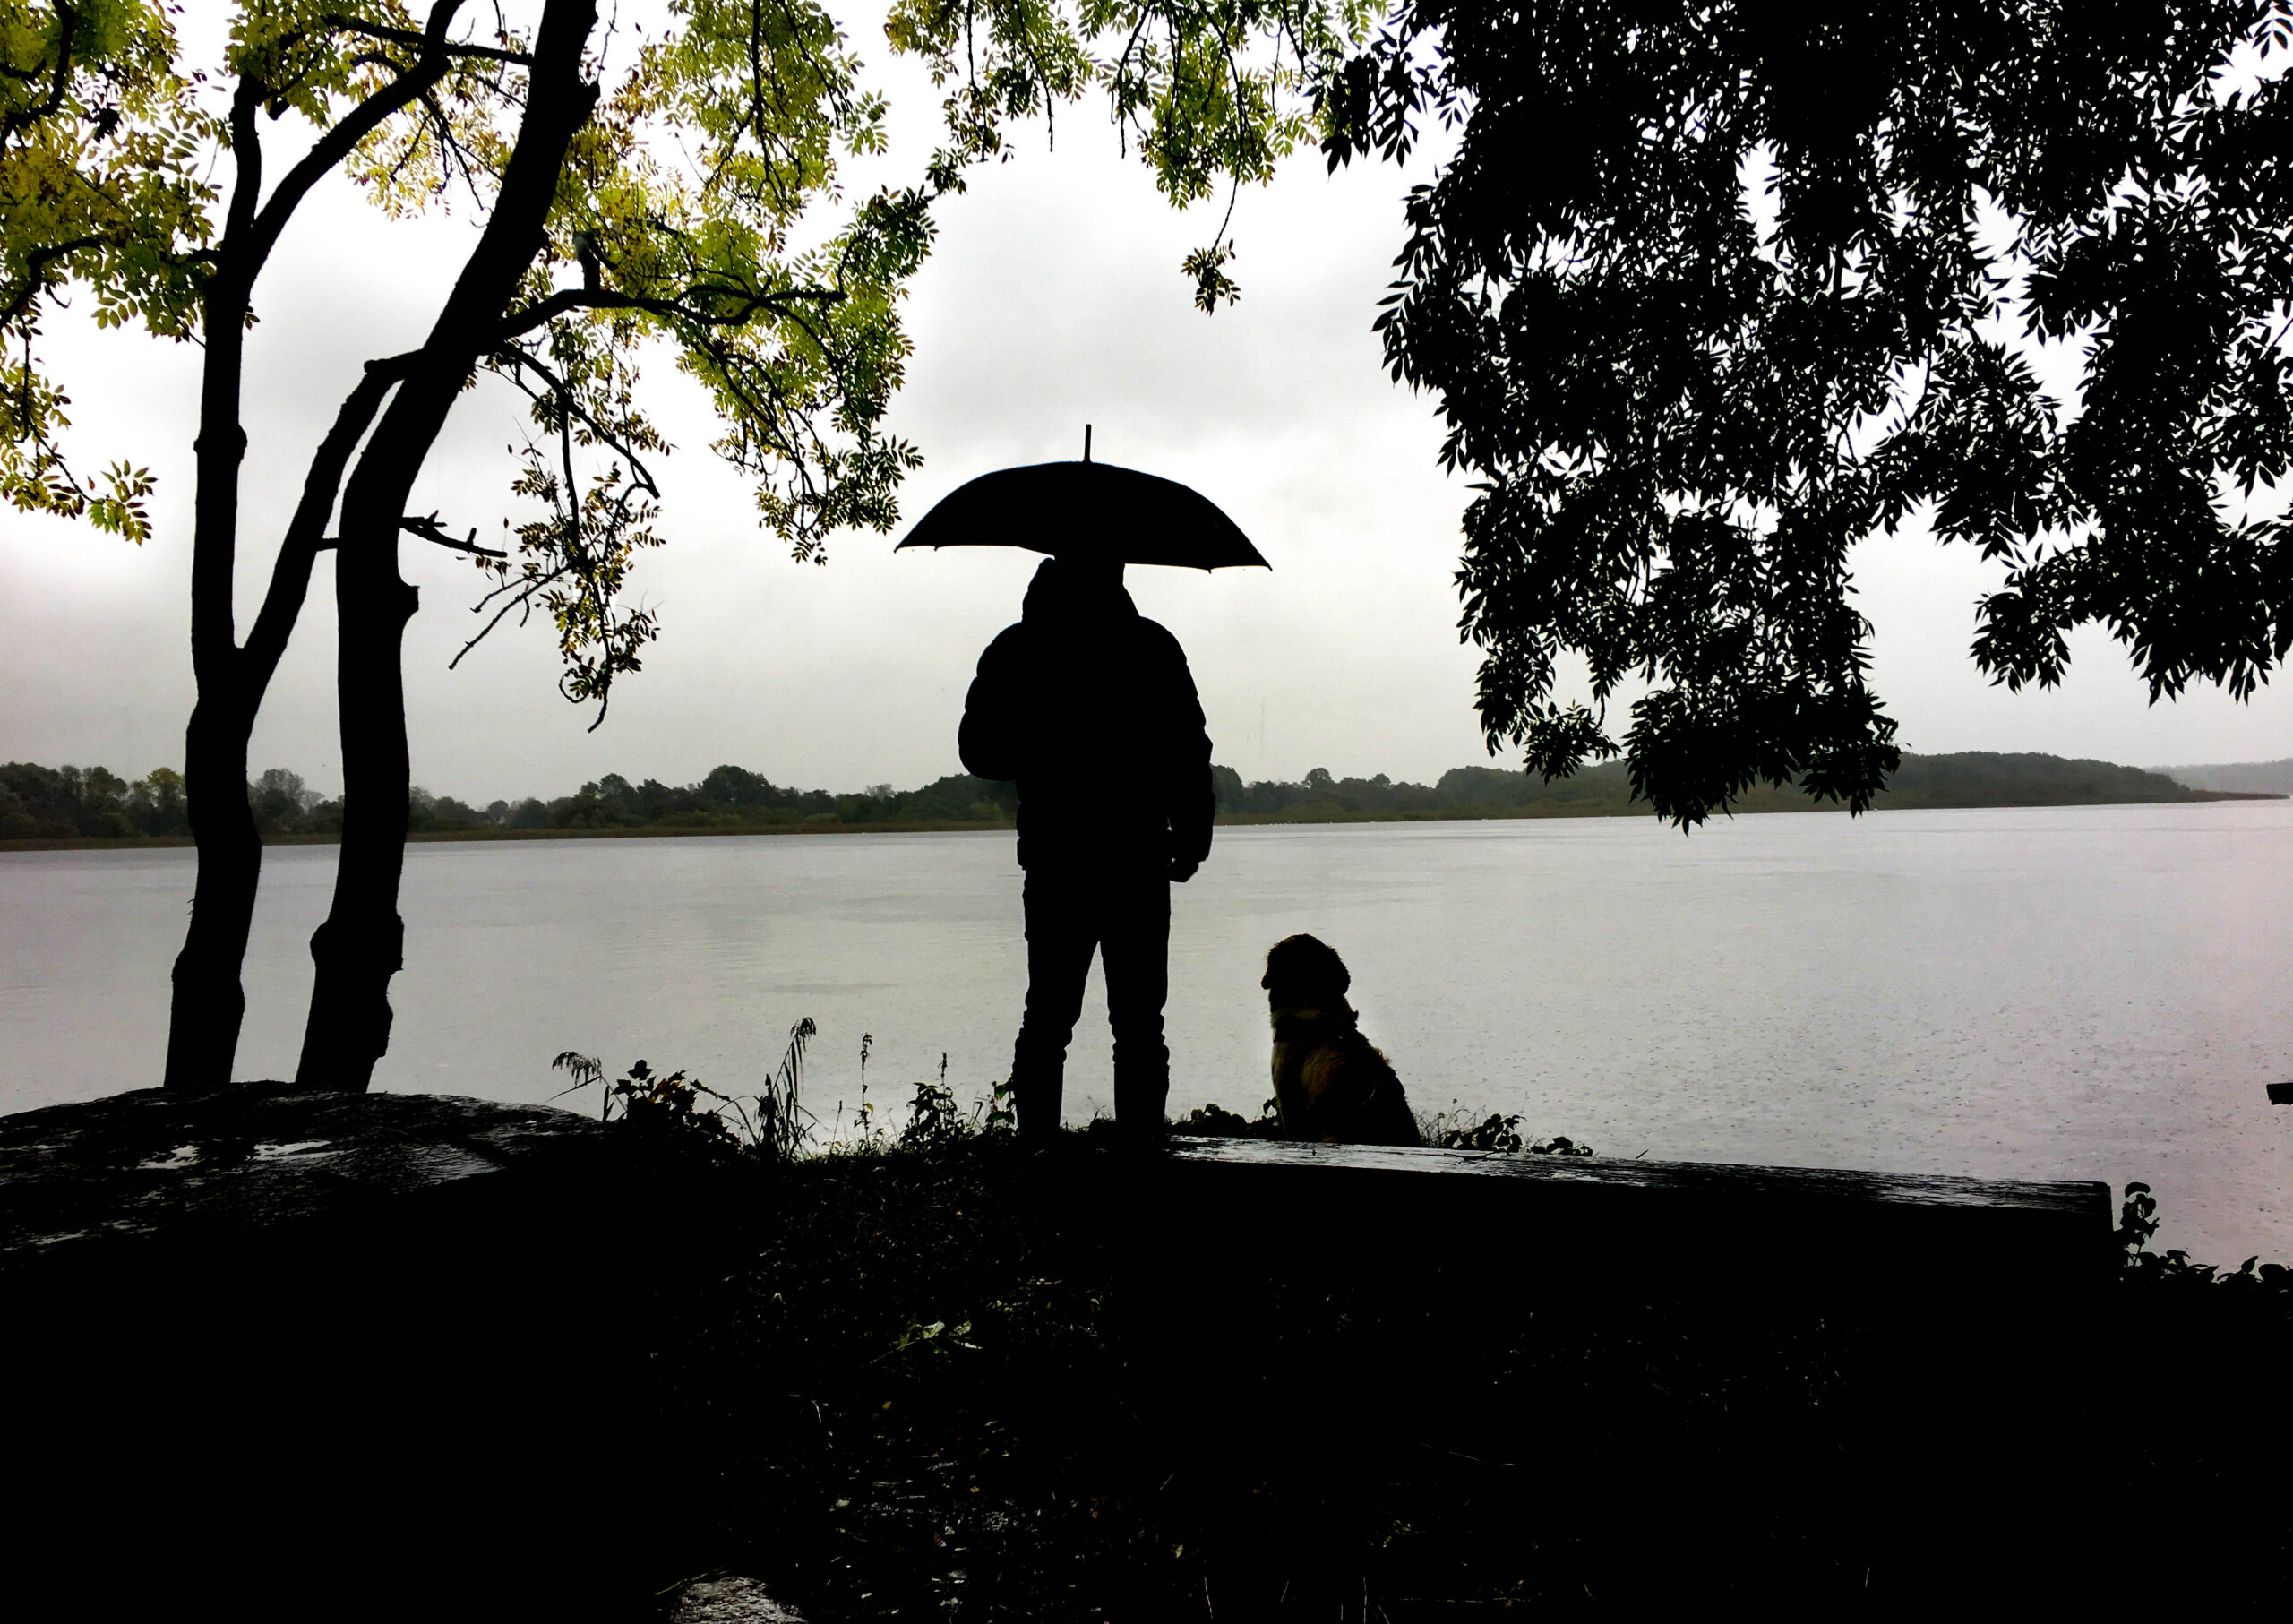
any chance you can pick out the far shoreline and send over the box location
[3,789,2280,855]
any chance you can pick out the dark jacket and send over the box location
[958,563,1214,872]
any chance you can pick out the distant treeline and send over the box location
[2159,757,2293,796]
[0,760,1019,842]
[1,750,2267,845]
[1219,752,2273,821]
[3,763,190,840]
[510,768,1021,833]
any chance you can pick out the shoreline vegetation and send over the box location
[3,750,2283,853]
[543,1065,2293,1612]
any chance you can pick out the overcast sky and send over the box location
[3,13,2287,803]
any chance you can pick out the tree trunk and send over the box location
[296,551,418,1089]
[163,689,260,1090]
[160,84,261,1090]
[296,0,600,1091]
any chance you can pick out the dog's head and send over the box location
[1261,933,1350,1003]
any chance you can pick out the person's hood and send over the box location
[1022,555,1138,625]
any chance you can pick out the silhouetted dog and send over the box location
[1260,934,1419,1147]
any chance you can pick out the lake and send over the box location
[4,803,2289,1262]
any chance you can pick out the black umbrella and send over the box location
[893,427,1269,571]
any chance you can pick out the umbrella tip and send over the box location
[1083,424,1092,464]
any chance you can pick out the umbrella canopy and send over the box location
[894,441,1268,571]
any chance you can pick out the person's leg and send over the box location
[1010,869,1096,1143]
[1103,868,1172,1137]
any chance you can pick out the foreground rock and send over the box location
[1,1082,709,1620]
[0,1081,607,1263]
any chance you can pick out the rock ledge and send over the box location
[0,1080,603,1269]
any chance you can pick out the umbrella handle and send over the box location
[1084,424,1092,464]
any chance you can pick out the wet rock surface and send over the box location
[0,1080,605,1268]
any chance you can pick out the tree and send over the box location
[248,767,317,827]
[1319,0,2293,824]
[1,1,192,543]
[10,1,1351,1090]
[699,763,775,805]
[4,1,945,1087]
[133,765,185,831]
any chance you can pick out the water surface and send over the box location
[4,803,2288,1260]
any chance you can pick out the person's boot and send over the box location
[1112,1069,1169,1157]
[1010,1053,1065,1149]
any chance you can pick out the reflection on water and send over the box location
[4,803,2289,1260]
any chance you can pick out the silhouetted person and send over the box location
[960,556,1214,1143]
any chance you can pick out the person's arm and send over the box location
[1155,628,1214,881]
[958,627,1027,782]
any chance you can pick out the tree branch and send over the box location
[0,1,76,150]
[492,279,843,345]
[488,343,662,500]
[310,512,508,559]
[240,352,425,694]
[320,12,535,66]
[450,559,568,669]
[0,235,106,329]
[238,2,477,276]
[399,511,508,557]
[223,73,265,253]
